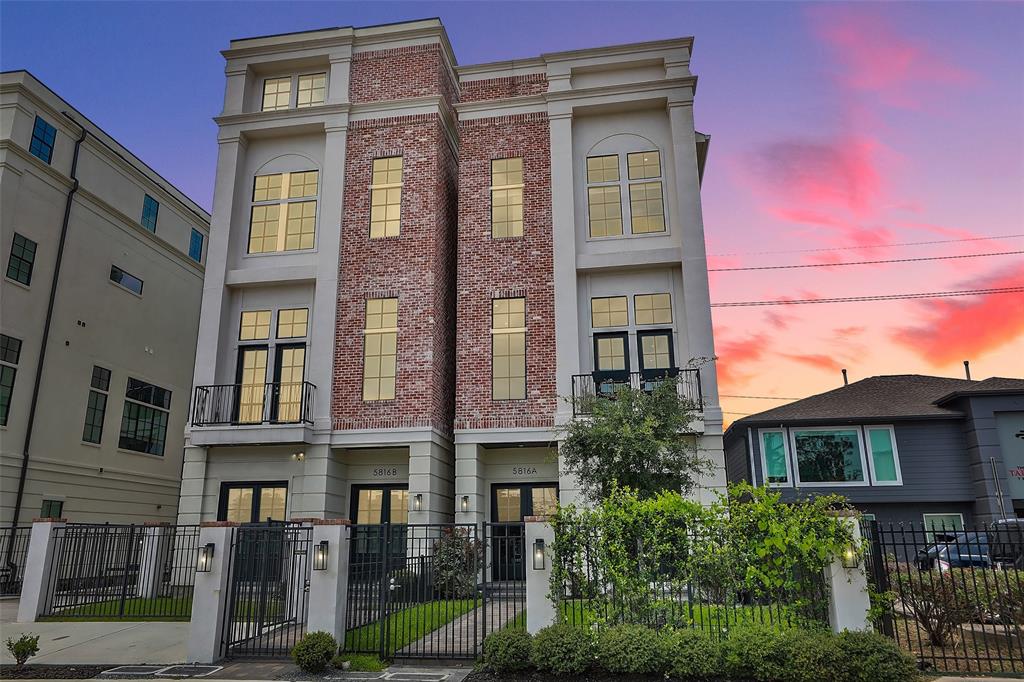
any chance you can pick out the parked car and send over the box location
[916,532,991,570]
[989,518,1024,569]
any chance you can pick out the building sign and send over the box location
[996,411,1024,500]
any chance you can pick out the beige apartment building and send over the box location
[0,71,210,525]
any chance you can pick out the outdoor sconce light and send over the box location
[292,451,305,462]
[414,494,423,511]
[313,540,329,571]
[197,543,215,573]
[461,495,470,512]
[841,545,860,569]
[533,539,546,570]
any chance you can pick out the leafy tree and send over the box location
[559,375,711,501]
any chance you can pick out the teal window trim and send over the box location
[865,425,903,486]
[29,116,56,164]
[790,426,869,487]
[141,195,159,232]
[758,428,792,487]
[188,229,204,262]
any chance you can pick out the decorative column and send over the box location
[17,518,65,622]
[135,522,172,599]
[825,513,872,633]
[524,516,556,634]
[454,442,484,526]
[307,519,351,642]
[186,522,237,664]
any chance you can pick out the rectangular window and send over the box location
[760,429,790,486]
[1,334,22,428]
[629,181,666,234]
[590,296,628,328]
[188,229,204,262]
[118,378,171,456]
[239,310,271,341]
[363,298,398,401]
[492,298,526,400]
[491,158,524,238]
[587,185,622,238]
[792,428,866,485]
[296,73,326,108]
[1,334,23,364]
[634,293,672,325]
[237,347,268,423]
[40,500,63,518]
[923,513,965,541]
[82,366,111,444]
[110,265,143,295]
[248,171,318,254]
[29,116,56,164]
[595,335,626,372]
[627,151,662,180]
[141,195,159,232]
[866,426,902,485]
[262,77,291,111]
[275,344,306,422]
[276,308,309,339]
[6,232,37,285]
[369,157,403,239]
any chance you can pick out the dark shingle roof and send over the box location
[935,376,1024,404]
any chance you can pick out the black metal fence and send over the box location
[481,522,527,639]
[556,526,829,636]
[192,381,316,426]
[865,520,1024,674]
[0,526,32,596]
[40,524,200,620]
[222,524,312,658]
[571,368,703,416]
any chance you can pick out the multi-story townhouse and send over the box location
[0,71,210,524]
[178,19,726,541]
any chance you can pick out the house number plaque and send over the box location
[512,466,538,476]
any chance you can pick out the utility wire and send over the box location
[712,286,1024,308]
[709,233,1024,258]
[709,250,1023,272]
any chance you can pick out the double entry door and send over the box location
[349,485,409,575]
[235,344,306,424]
[490,483,558,581]
[593,330,676,388]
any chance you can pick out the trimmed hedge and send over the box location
[291,631,337,673]
[530,622,594,674]
[596,623,662,674]
[481,628,533,673]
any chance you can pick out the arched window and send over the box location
[247,156,320,254]
[584,134,667,239]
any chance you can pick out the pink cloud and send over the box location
[716,334,769,391]
[764,311,797,330]
[781,353,843,373]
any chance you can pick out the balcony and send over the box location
[570,368,703,417]
[191,381,315,427]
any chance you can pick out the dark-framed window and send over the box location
[118,377,171,456]
[6,233,37,285]
[29,116,56,164]
[188,229,204,262]
[350,484,409,525]
[40,499,63,518]
[218,482,288,523]
[82,366,111,444]
[0,334,21,427]
[141,195,159,232]
[110,265,143,295]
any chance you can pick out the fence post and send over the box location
[825,513,872,633]
[524,516,556,634]
[186,522,236,664]
[17,518,65,622]
[307,519,351,643]
[136,522,172,599]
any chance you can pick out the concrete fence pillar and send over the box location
[307,519,351,643]
[17,518,65,622]
[825,513,872,633]
[136,522,173,599]
[186,522,237,664]
[524,516,556,635]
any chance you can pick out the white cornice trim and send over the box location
[455,94,546,117]
[0,140,74,190]
[214,103,350,127]
[544,76,697,103]
[457,58,547,80]
[542,37,693,63]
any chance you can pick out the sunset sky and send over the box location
[3,1,1022,424]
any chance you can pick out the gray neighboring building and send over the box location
[723,375,1024,528]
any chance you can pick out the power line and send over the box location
[709,250,1023,272]
[709,233,1024,258]
[712,286,1024,308]
[720,394,801,401]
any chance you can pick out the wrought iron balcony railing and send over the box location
[570,368,703,417]
[191,381,315,427]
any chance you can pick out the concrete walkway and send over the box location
[396,597,523,657]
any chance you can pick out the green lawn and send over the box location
[344,599,476,656]
[40,596,193,621]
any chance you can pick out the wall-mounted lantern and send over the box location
[414,493,423,511]
[461,495,470,512]
[841,545,860,569]
[313,540,329,571]
[533,539,546,570]
[197,543,215,572]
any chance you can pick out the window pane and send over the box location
[1,334,23,365]
[496,488,521,522]
[6,232,37,285]
[492,298,525,330]
[629,181,665,233]
[868,428,899,482]
[283,200,317,250]
[640,333,671,369]
[924,514,964,540]
[253,173,283,202]
[288,170,319,198]
[259,487,287,521]
[357,489,383,524]
[491,187,523,238]
[491,157,523,187]
[369,159,402,238]
[276,347,306,421]
[276,308,309,339]
[0,365,15,427]
[586,155,619,183]
[531,487,557,516]
[238,348,268,423]
[587,186,622,238]
[590,296,627,328]
[141,195,159,232]
[239,310,271,340]
[296,73,326,108]
[389,490,409,524]
[627,150,661,180]
[634,293,672,325]
[761,431,788,484]
[82,390,107,443]
[794,430,864,483]
[110,265,143,295]
[262,77,291,111]
[364,299,398,401]
[492,330,526,400]
[226,488,254,523]
[91,366,111,391]
[118,400,168,456]
[30,116,56,164]
[188,229,204,262]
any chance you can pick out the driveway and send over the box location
[0,598,188,665]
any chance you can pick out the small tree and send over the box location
[559,374,711,501]
[6,634,40,668]
[432,527,484,598]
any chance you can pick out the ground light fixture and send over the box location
[841,545,860,569]
[197,543,215,572]
[461,495,470,512]
[533,538,545,570]
[313,540,329,570]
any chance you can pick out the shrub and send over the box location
[969,568,1024,626]
[836,630,918,682]
[291,631,337,673]
[481,628,532,673]
[661,628,720,680]
[720,625,790,681]
[432,527,484,598]
[6,634,40,668]
[782,629,843,682]
[331,654,387,672]
[891,568,973,646]
[596,623,660,674]
[530,622,594,674]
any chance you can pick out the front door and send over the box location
[490,483,558,581]
[219,482,288,523]
[235,346,268,423]
[350,486,409,575]
[272,343,306,422]
[637,330,676,387]
[593,332,630,393]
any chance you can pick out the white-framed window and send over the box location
[758,428,792,487]
[922,513,965,541]
[790,426,869,487]
[865,425,903,485]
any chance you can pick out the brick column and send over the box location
[524,516,556,634]
[17,518,65,622]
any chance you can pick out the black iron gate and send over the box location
[222,523,312,658]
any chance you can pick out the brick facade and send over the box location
[454,112,557,430]
[349,43,458,105]
[460,74,548,103]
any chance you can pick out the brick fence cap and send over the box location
[33,517,67,523]
[200,521,241,527]
[313,519,352,526]
[143,521,172,527]
[524,515,551,523]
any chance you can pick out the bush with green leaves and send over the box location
[890,568,974,646]
[5,633,40,668]
[720,625,791,681]
[595,623,661,674]
[968,568,1023,626]
[480,627,532,673]
[530,622,594,674]
[291,631,337,673]
[836,630,918,682]
[661,627,721,680]
[783,628,844,682]
[331,654,387,672]
[432,527,483,598]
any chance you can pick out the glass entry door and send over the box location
[490,483,558,581]
[350,485,409,572]
[236,347,268,423]
[637,330,676,386]
[273,343,305,422]
[218,482,287,523]
[593,332,629,391]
